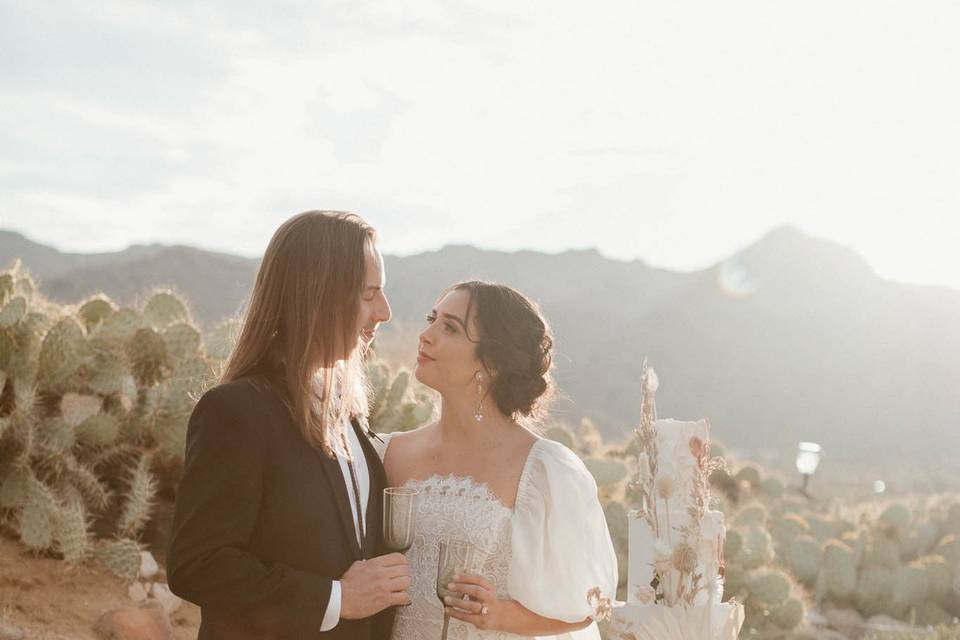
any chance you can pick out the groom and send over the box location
[167,211,407,639]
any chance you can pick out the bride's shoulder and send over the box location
[529,435,586,468]
[373,421,436,461]
[523,436,594,487]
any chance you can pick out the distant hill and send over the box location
[3,227,958,480]
[0,230,258,325]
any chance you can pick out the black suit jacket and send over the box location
[167,374,395,640]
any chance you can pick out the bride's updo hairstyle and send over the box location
[449,281,554,420]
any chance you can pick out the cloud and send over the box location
[1,0,959,289]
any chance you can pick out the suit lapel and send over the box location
[352,417,385,559]
[317,443,363,561]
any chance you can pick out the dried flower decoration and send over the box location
[587,586,613,621]
[656,476,675,500]
[689,436,703,459]
[634,584,657,604]
[671,540,698,574]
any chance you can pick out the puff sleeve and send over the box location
[507,439,618,627]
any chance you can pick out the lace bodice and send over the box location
[374,433,616,640]
[394,473,522,640]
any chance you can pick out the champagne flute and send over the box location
[384,487,418,608]
[436,539,480,640]
[383,487,418,553]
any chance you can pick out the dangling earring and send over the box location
[474,372,484,422]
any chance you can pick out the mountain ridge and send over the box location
[2,226,957,478]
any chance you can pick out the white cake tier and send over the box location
[627,507,726,606]
[610,601,744,640]
[649,418,710,500]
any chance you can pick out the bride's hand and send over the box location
[443,573,508,631]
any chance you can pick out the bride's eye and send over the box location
[425,313,436,324]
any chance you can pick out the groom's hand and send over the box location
[340,552,411,619]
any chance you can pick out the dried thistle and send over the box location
[656,476,675,500]
[671,540,698,574]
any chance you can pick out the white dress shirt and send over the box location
[320,415,370,632]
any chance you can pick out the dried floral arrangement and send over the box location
[628,362,729,607]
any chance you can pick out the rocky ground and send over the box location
[0,534,200,640]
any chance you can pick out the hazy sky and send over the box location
[2,0,958,290]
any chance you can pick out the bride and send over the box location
[374,281,618,640]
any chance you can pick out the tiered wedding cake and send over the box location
[609,366,744,640]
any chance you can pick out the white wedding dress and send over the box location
[373,433,618,640]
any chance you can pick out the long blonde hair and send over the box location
[220,211,374,457]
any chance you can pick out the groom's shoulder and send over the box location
[195,375,287,417]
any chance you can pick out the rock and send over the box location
[0,619,26,640]
[93,601,172,640]
[812,630,852,640]
[128,581,148,602]
[805,610,828,626]
[150,583,182,615]
[139,551,159,581]
[824,606,864,640]
[866,614,910,631]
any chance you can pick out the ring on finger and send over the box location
[480,604,489,615]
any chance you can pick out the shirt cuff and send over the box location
[320,580,342,631]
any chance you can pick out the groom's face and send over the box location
[356,242,391,350]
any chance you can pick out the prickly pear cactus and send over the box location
[746,569,792,608]
[786,535,822,585]
[584,457,628,488]
[142,290,191,329]
[37,317,88,389]
[0,265,217,576]
[544,424,575,449]
[367,360,436,433]
[77,295,115,330]
[821,540,857,600]
[95,538,142,581]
